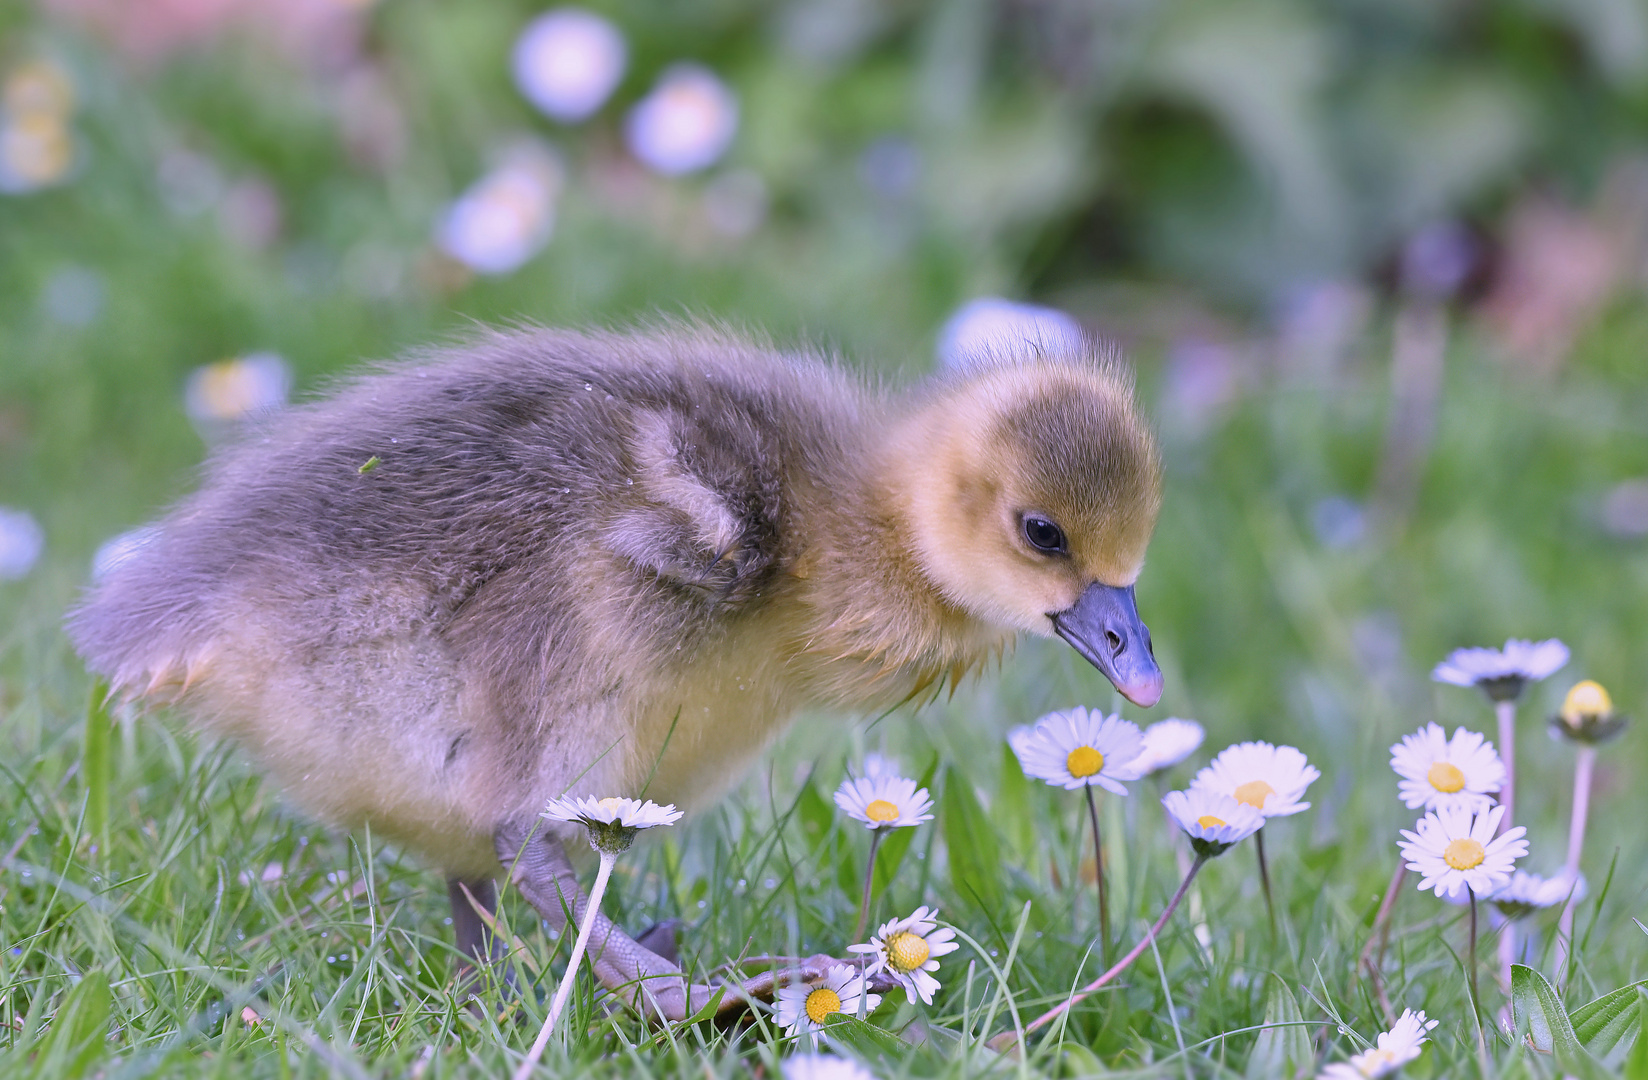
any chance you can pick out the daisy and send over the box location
[1389,723,1504,813]
[184,352,290,432]
[1190,741,1319,817]
[1491,869,1585,920]
[1316,1008,1438,1078]
[1127,718,1206,777]
[521,794,683,1075]
[1010,707,1143,794]
[783,1055,879,1080]
[848,906,958,1005]
[512,8,627,124]
[1432,638,1568,701]
[774,964,880,1044]
[0,506,45,580]
[435,146,562,275]
[1552,679,1627,745]
[834,773,933,831]
[1161,788,1263,858]
[1398,805,1526,898]
[624,64,738,176]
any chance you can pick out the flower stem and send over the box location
[1555,745,1596,984]
[1359,862,1406,1025]
[1467,887,1482,1036]
[1494,699,1517,836]
[1008,853,1208,1047]
[1254,827,1276,939]
[514,850,616,1079]
[1085,784,1110,968]
[853,830,884,942]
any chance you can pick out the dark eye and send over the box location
[1022,515,1067,555]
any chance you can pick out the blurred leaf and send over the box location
[822,1014,907,1063]
[1626,990,1648,1080]
[1245,977,1311,1080]
[1572,978,1648,1059]
[995,741,1035,858]
[8,971,113,1079]
[1511,963,1587,1060]
[83,681,111,854]
[940,768,1003,914]
[873,754,938,895]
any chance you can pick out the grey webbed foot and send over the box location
[635,919,682,964]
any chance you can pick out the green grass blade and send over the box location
[940,767,1003,915]
[83,680,112,856]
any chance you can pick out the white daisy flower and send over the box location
[847,906,959,1005]
[1317,1008,1439,1078]
[512,8,627,124]
[624,64,738,176]
[1009,707,1144,795]
[1398,805,1527,898]
[782,1055,879,1080]
[935,297,1086,371]
[1490,869,1586,919]
[834,772,932,831]
[0,507,45,580]
[435,144,563,275]
[1432,638,1568,701]
[542,794,682,854]
[1389,723,1505,813]
[184,352,290,429]
[1127,718,1205,776]
[1190,741,1319,817]
[1161,788,1263,858]
[774,964,880,1043]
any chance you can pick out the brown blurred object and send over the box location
[42,0,374,71]
[1478,162,1648,374]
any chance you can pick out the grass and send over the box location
[4,7,1648,1074]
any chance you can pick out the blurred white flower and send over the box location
[625,64,738,176]
[1432,638,1568,701]
[91,525,160,582]
[1317,1008,1438,1078]
[1009,708,1143,795]
[4,60,75,121]
[834,772,932,831]
[1399,805,1527,898]
[1389,723,1504,814]
[848,906,958,1005]
[0,113,73,194]
[1490,868,1586,919]
[1190,742,1319,818]
[1161,788,1263,858]
[512,8,627,123]
[774,963,879,1042]
[1129,718,1205,776]
[0,507,45,580]
[185,352,291,430]
[436,144,563,274]
[936,298,1085,371]
[782,1055,878,1080]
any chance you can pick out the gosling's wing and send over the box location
[601,405,784,605]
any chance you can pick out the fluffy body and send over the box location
[68,325,1161,880]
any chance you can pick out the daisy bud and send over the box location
[1552,680,1627,745]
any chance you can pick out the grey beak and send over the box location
[1051,583,1164,708]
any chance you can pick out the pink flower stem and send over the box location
[1555,745,1595,984]
[1494,699,1517,835]
[1085,784,1111,968]
[1008,853,1207,1047]
[515,850,615,1079]
[853,829,884,942]
[1467,887,1482,1037]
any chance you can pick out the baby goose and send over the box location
[67,325,1163,1020]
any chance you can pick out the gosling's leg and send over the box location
[447,877,513,999]
[494,821,718,1022]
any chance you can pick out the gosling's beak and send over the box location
[1051,583,1164,708]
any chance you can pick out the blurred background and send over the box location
[4,0,1648,864]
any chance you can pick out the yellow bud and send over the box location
[1561,680,1613,724]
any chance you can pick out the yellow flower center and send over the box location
[1444,838,1486,871]
[1066,746,1104,778]
[1234,780,1275,809]
[885,931,931,973]
[864,799,900,823]
[1562,680,1613,723]
[1196,814,1226,829]
[804,987,842,1024]
[1427,762,1466,793]
[596,797,625,813]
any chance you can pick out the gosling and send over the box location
[67,324,1164,1020]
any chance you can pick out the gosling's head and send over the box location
[891,345,1165,706]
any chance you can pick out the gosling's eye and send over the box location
[1022,515,1067,555]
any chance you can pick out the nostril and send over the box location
[1106,629,1124,656]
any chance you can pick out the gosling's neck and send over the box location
[790,398,1010,703]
